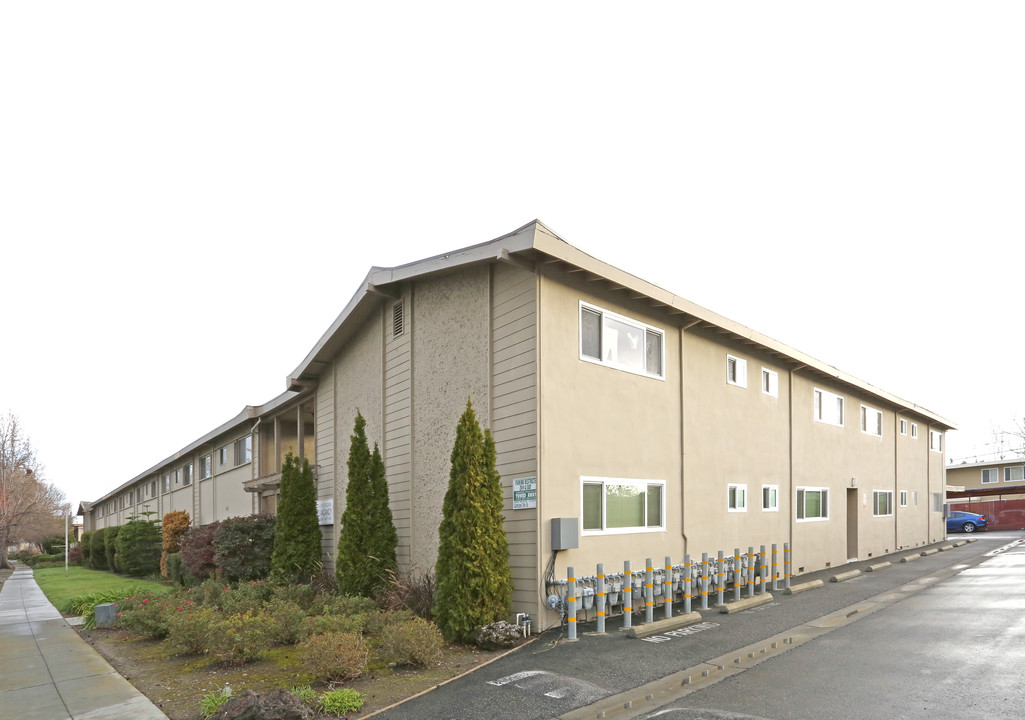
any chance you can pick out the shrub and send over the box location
[219,580,275,615]
[268,582,317,611]
[199,686,233,720]
[319,689,365,717]
[180,522,220,580]
[433,399,513,642]
[40,535,66,555]
[89,529,108,571]
[104,525,122,572]
[213,515,275,583]
[376,568,435,619]
[337,412,398,596]
[303,612,369,638]
[375,616,444,667]
[208,612,271,665]
[80,531,92,568]
[116,519,162,577]
[164,606,219,656]
[117,593,174,639]
[24,553,63,567]
[260,598,309,645]
[166,552,189,587]
[161,510,191,579]
[60,585,162,628]
[271,452,322,583]
[297,631,368,682]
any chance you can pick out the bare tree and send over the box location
[0,413,68,569]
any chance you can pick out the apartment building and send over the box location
[81,220,955,627]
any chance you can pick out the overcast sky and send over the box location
[3,3,1024,512]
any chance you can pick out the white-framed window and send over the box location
[912,490,919,507]
[200,454,212,480]
[899,490,908,507]
[174,468,182,485]
[761,368,778,398]
[580,302,665,379]
[873,490,893,517]
[727,355,748,388]
[581,477,664,534]
[814,388,845,427]
[182,463,193,487]
[797,487,829,521]
[1004,466,1024,483]
[149,480,157,498]
[910,423,918,439]
[234,435,253,466]
[860,405,883,437]
[762,484,779,511]
[218,445,228,468]
[161,473,169,494]
[899,418,908,435]
[981,468,998,484]
[728,483,747,512]
[929,430,944,453]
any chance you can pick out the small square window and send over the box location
[929,430,944,453]
[873,490,893,517]
[727,355,748,388]
[761,368,778,398]
[762,485,779,511]
[981,468,998,484]
[860,405,882,437]
[910,423,919,439]
[728,483,747,512]
[899,490,908,507]
[1005,466,1024,483]
[899,418,908,435]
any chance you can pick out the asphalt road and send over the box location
[373,531,1023,720]
[637,531,1025,720]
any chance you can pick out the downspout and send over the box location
[679,320,700,555]
[894,409,899,552]
[250,418,261,514]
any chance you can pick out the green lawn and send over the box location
[33,566,169,611]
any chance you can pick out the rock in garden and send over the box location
[474,620,522,650]
[215,690,315,720]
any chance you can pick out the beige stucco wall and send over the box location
[537,269,682,586]
[410,267,491,571]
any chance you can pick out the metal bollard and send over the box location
[784,542,792,589]
[747,547,756,597]
[700,553,709,610]
[760,545,767,594]
[771,543,779,591]
[733,547,742,602]
[664,556,673,619]
[622,560,633,630]
[716,550,725,606]
[645,558,654,624]
[683,554,692,614]
[567,566,577,640]
[597,563,606,634]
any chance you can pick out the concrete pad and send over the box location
[626,611,704,638]
[865,562,891,572]
[830,570,862,583]
[0,683,72,720]
[784,580,823,595]
[58,674,168,720]
[720,593,774,613]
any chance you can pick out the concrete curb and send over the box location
[784,579,823,596]
[830,569,862,583]
[865,562,891,572]
[719,593,774,613]
[625,611,703,638]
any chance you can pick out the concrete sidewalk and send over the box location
[0,564,167,720]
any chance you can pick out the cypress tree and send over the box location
[271,451,322,583]
[336,412,398,596]
[433,398,513,642]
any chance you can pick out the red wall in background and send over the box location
[951,499,1025,531]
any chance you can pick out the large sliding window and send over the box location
[796,487,829,521]
[582,477,664,534]
[580,302,664,379]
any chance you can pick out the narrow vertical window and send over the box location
[727,355,747,388]
[761,368,778,397]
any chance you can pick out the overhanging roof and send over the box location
[287,220,956,431]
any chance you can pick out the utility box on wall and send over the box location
[551,517,579,550]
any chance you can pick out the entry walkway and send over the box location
[0,564,167,720]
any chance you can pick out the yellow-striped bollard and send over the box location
[567,566,577,641]
[596,563,606,634]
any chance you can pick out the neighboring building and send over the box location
[946,458,1025,500]
[81,220,955,628]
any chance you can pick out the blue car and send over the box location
[946,510,987,533]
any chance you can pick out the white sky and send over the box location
[3,2,1024,512]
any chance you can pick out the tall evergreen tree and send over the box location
[271,451,322,582]
[336,412,398,596]
[433,399,513,642]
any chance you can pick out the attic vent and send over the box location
[392,301,404,337]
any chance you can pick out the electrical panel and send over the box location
[551,517,579,550]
